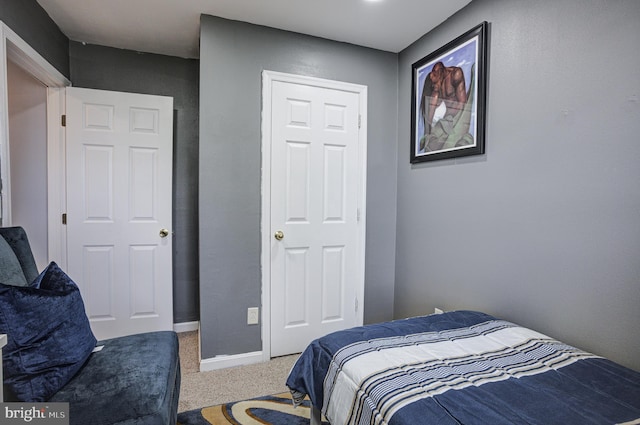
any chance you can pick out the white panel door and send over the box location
[65,87,173,340]
[269,77,365,357]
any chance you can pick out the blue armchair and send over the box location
[0,226,181,425]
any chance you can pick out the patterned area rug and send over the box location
[177,392,329,425]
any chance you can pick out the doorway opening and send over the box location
[6,58,48,268]
[0,22,70,267]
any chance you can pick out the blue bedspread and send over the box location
[286,311,640,424]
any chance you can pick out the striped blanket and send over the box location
[286,311,640,425]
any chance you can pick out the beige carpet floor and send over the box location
[177,331,300,412]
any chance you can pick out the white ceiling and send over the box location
[36,0,472,59]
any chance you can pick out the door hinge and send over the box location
[62,213,67,225]
[355,297,359,313]
[61,115,66,127]
[358,114,361,129]
[357,208,361,222]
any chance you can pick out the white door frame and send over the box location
[260,70,368,361]
[0,21,71,265]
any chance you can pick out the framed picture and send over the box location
[411,21,488,163]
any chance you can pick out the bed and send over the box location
[286,310,640,425]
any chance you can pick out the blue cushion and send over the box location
[0,235,28,286]
[0,262,97,401]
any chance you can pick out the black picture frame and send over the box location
[411,22,488,163]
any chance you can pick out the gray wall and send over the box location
[199,15,398,359]
[70,42,200,323]
[0,0,69,78]
[395,0,640,371]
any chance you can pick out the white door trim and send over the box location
[260,70,367,361]
[46,87,68,268]
[0,21,70,264]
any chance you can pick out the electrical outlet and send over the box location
[247,307,259,325]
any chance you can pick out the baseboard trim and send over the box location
[199,351,264,372]
[173,321,199,333]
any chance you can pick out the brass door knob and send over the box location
[274,230,284,241]
[159,228,169,238]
